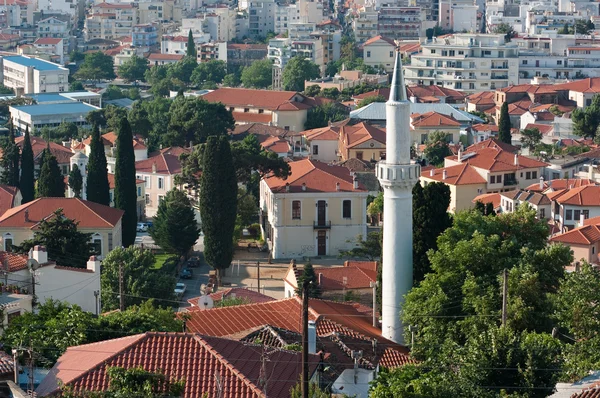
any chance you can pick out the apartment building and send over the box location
[352,5,378,44]
[132,23,158,49]
[248,0,276,38]
[137,0,181,24]
[84,3,137,42]
[37,17,70,40]
[32,38,65,64]
[404,34,519,92]
[2,55,69,95]
[377,5,425,40]
[362,35,396,72]
[198,41,227,62]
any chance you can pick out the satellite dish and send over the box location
[197,295,214,310]
[27,259,39,271]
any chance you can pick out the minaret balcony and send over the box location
[376,162,420,189]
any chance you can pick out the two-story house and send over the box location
[303,125,340,162]
[260,159,368,259]
[82,131,147,173]
[337,122,386,162]
[420,164,487,212]
[499,189,552,220]
[550,216,600,266]
[550,185,600,231]
[410,111,462,145]
[135,147,190,218]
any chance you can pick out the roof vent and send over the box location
[430,168,435,177]
[286,182,290,192]
[24,209,29,222]
[336,182,340,191]
[443,169,447,180]
[302,182,306,191]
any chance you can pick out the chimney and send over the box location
[318,272,322,285]
[580,212,585,226]
[24,209,29,222]
[152,162,157,173]
[87,255,101,273]
[457,148,462,162]
[285,183,290,192]
[539,176,544,190]
[514,154,519,166]
[443,169,447,180]
[302,183,306,191]
[589,164,595,180]
[336,182,340,191]
[308,320,317,354]
[32,245,48,264]
[353,176,359,189]
[430,168,435,177]
[409,95,417,103]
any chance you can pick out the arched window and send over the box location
[91,234,102,256]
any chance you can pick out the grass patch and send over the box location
[152,253,175,270]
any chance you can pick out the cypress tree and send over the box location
[36,147,65,198]
[68,164,83,198]
[86,124,110,205]
[186,29,196,58]
[9,122,19,187]
[295,262,321,298]
[19,127,34,203]
[114,117,138,247]
[200,135,237,282]
[498,101,512,145]
[0,121,19,187]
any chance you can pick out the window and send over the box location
[490,176,496,184]
[158,195,165,204]
[566,209,572,220]
[366,51,371,57]
[575,210,581,220]
[313,145,319,155]
[292,200,301,219]
[557,60,562,65]
[144,176,150,188]
[258,109,264,113]
[244,108,249,112]
[145,194,150,205]
[532,171,537,179]
[583,210,590,219]
[109,192,113,203]
[158,177,164,190]
[91,234,102,256]
[522,60,528,65]
[539,208,545,218]
[108,232,113,251]
[356,152,363,160]
[526,172,531,179]
[342,200,351,218]
[3,233,12,252]
[137,187,142,197]
[389,51,393,58]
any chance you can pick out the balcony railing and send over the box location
[504,179,518,186]
[313,220,331,229]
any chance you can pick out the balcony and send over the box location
[504,179,518,187]
[313,220,331,229]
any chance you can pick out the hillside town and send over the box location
[0,0,596,394]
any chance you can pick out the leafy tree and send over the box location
[200,136,237,282]
[282,56,320,92]
[165,96,234,146]
[36,149,65,198]
[0,84,13,94]
[222,73,240,87]
[144,65,168,85]
[167,56,197,86]
[572,94,600,138]
[559,23,570,34]
[186,29,196,58]
[69,81,84,91]
[114,117,138,246]
[53,121,79,142]
[295,262,321,298]
[127,87,141,100]
[128,101,152,139]
[86,125,110,206]
[103,85,125,100]
[191,60,226,87]
[412,181,452,283]
[101,247,176,310]
[339,231,381,260]
[19,127,34,203]
[474,200,496,216]
[68,164,83,198]
[423,130,452,166]
[520,127,542,150]
[320,87,339,100]
[241,59,273,89]
[304,103,348,130]
[0,122,19,187]
[150,189,199,257]
[498,101,512,144]
[304,84,321,97]
[86,110,107,130]
[357,94,386,108]
[236,187,258,227]
[367,191,383,218]
[74,52,116,81]
[493,23,516,42]
[118,55,149,83]
[15,209,92,268]
[69,50,85,63]
[136,97,171,151]
[574,19,594,35]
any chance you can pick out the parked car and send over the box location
[180,268,192,279]
[186,257,199,268]
[136,223,148,232]
[174,283,186,297]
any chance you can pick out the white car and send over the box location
[136,223,148,232]
[174,283,186,297]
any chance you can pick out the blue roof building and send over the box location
[2,55,69,95]
[9,101,100,132]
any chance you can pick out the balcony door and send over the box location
[317,200,326,226]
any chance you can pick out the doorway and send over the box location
[317,231,326,256]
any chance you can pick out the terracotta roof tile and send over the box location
[362,35,396,47]
[260,136,290,154]
[467,91,495,105]
[554,185,600,206]
[15,136,74,165]
[551,224,600,245]
[303,126,339,141]
[0,198,123,229]
[472,193,501,209]
[340,122,385,149]
[231,123,289,138]
[232,112,273,124]
[448,147,547,172]
[203,88,304,111]
[466,138,518,153]
[147,53,184,61]
[316,265,376,290]
[82,131,145,149]
[526,178,597,193]
[265,159,366,193]
[471,123,498,132]
[411,111,461,128]
[34,38,62,45]
[0,251,27,271]
[0,184,18,217]
[524,123,553,135]
[571,385,600,398]
[135,146,189,175]
[422,164,486,185]
[553,77,600,94]
[188,288,276,307]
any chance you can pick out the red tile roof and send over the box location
[188,288,276,307]
[163,35,187,42]
[303,126,339,141]
[94,2,133,8]
[231,123,289,138]
[467,91,495,105]
[316,264,377,290]
[340,122,385,149]
[472,192,501,209]
[571,385,600,398]
[261,136,290,154]
[449,146,547,172]
[82,131,145,149]
[135,146,189,175]
[362,35,396,47]
[34,37,62,45]
[0,184,19,218]
[15,136,74,165]
[232,112,273,124]
[471,123,499,132]
[554,185,600,206]
[227,43,267,51]
[147,53,184,61]
[465,138,518,153]
[36,332,319,398]
[524,123,553,135]
[202,88,305,111]
[411,111,461,128]
[421,164,487,186]
[551,223,600,245]
[553,77,600,94]
[0,198,123,229]
[0,251,27,272]
[498,84,558,94]
[265,159,366,193]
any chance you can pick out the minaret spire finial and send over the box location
[389,50,407,102]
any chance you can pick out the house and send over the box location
[470,123,499,144]
[472,192,502,212]
[32,38,65,64]
[0,197,123,258]
[187,287,275,308]
[361,36,397,72]
[499,189,551,219]
[230,123,289,142]
[283,260,377,304]
[550,185,600,231]
[525,178,597,193]
[147,53,184,66]
[260,136,291,157]
[14,136,74,176]
[135,147,190,218]
[0,34,22,51]
[410,111,462,145]
[82,131,147,173]
[420,164,487,212]
[352,85,466,106]
[260,159,368,259]
[550,217,600,266]
[466,91,496,112]
[1,55,69,95]
[5,247,101,314]
[0,185,21,217]
[35,332,320,398]
[337,122,386,162]
[303,125,340,162]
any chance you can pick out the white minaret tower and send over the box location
[377,51,420,344]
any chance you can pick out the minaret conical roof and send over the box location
[388,50,407,102]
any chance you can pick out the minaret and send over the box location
[377,52,420,344]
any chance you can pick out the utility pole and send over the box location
[301,280,310,398]
[370,281,378,327]
[11,349,17,384]
[119,262,125,311]
[94,290,100,315]
[502,268,508,326]
[256,261,260,294]
[30,270,36,309]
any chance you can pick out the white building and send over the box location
[10,102,100,132]
[248,0,276,38]
[33,38,65,64]
[352,5,378,44]
[84,3,137,42]
[1,55,69,95]
[38,17,71,40]
[404,34,519,92]
[362,35,397,72]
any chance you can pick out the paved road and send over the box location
[177,233,209,311]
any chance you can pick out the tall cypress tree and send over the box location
[86,124,110,205]
[200,135,237,282]
[114,117,138,247]
[36,147,65,198]
[498,101,512,144]
[186,29,196,58]
[0,121,20,187]
[19,127,34,203]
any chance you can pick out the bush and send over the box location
[247,223,261,238]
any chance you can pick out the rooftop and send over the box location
[136,146,189,175]
[3,55,65,71]
[421,163,487,186]
[10,102,99,116]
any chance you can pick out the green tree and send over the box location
[150,189,199,257]
[165,96,234,146]
[74,52,116,81]
[68,164,83,198]
[101,247,176,310]
[474,200,496,216]
[222,73,240,87]
[498,101,512,144]
[295,262,321,298]
[86,110,107,130]
[86,124,110,206]
[367,191,383,218]
[69,81,84,91]
[54,121,79,142]
[36,148,65,198]
[186,29,196,58]
[103,85,125,100]
[15,209,93,268]
[572,94,600,138]
[69,50,85,63]
[240,59,273,89]
[0,121,19,187]
[282,56,320,92]
[236,187,258,227]
[520,127,542,150]
[290,382,329,398]
[118,55,149,83]
[128,101,152,139]
[114,117,138,246]
[200,136,237,282]
[167,56,197,86]
[304,103,348,130]
[144,65,168,85]
[339,231,382,260]
[190,60,227,87]
[19,127,35,203]
[127,87,141,100]
[357,94,386,109]
[574,19,594,35]
[412,181,452,283]
[304,84,321,97]
[423,130,452,166]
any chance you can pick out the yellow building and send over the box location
[260,159,369,259]
[337,122,386,162]
[420,164,487,212]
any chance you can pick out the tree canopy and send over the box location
[36,148,65,198]
[304,103,348,130]
[0,122,19,187]
[241,59,273,89]
[74,52,116,81]
[498,101,512,144]
[191,60,227,87]
[282,56,320,92]
[572,94,600,139]
[118,55,149,83]
[19,127,35,203]
[68,164,83,198]
[86,125,110,206]
[423,131,452,167]
[520,127,542,150]
[295,262,321,298]
[114,117,138,246]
